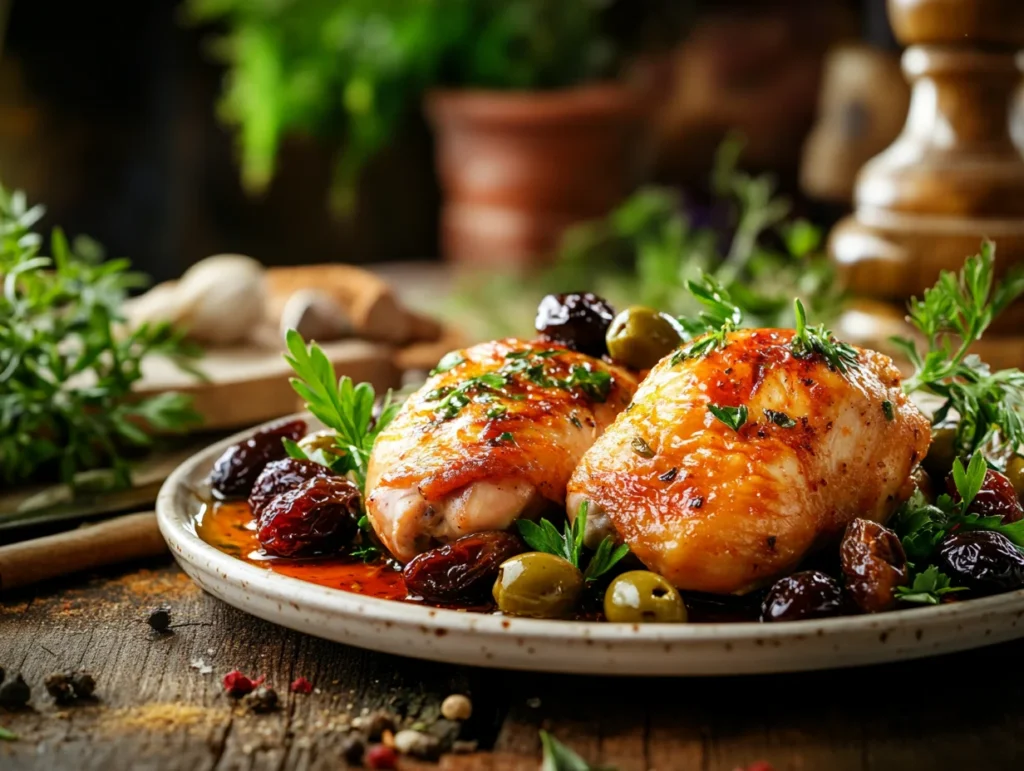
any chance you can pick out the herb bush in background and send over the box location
[185,0,682,208]
[448,136,842,340]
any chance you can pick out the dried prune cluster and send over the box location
[403,531,525,603]
[208,420,307,498]
[257,476,361,558]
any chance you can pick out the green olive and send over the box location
[298,430,344,458]
[922,422,958,480]
[1007,455,1024,499]
[606,307,683,370]
[603,571,687,623]
[492,552,584,619]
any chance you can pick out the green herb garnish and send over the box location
[284,329,400,492]
[670,274,743,363]
[882,401,895,422]
[430,351,465,375]
[893,241,1024,462]
[0,726,18,742]
[0,185,202,488]
[497,431,516,444]
[708,404,748,432]
[540,730,615,771]
[790,298,859,374]
[517,502,630,583]
[894,565,968,606]
[764,409,797,428]
[630,436,655,458]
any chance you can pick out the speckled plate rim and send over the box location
[157,415,1024,676]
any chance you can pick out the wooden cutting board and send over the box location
[136,339,400,431]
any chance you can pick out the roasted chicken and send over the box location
[366,338,637,562]
[566,328,931,595]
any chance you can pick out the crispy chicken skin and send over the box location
[566,329,931,595]
[366,338,637,562]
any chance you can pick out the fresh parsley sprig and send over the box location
[517,502,630,583]
[894,565,968,606]
[893,241,1024,461]
[284,328,400,492]
[791,299,859,373]
[541,730,615,771]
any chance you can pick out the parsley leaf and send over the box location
[516,502,629,583]
[893,240,1024,461]
[284,329,400,492]
[791,298,859,373]
[541,730,615,771]
[951,453,987,510]
[671,273,743,363]
[895,565,967,606]
[708,404,748,432]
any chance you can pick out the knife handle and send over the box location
[0,511,167,591]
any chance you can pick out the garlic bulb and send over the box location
[124,254,266,346]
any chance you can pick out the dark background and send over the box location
[0,0,880,282]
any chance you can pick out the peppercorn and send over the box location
[147,606,172,633]
[441,693,472,721]
[244,685,279,714]
[0,674,30,708]
[289,676,313,694]
[0,666,5,686]
[44,672,74,703]
[353,710,396,740]
[71,671,97,700]
[340,734,366,765]
[222,670,261,698]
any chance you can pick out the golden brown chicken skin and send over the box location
[366,338,636,562]
[566,328,930,595]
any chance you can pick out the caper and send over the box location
[922,423,957,481]
[603,571,687,623]
[492,552,584,619]
[1006,454,1024,499]
[605,307,683,370]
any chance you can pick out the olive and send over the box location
[946,467,1024,523]
[605,307,684,370]
[535,292,616,357]
[603,571,687,623]
[492,552,584,619]
[839,519,908,613]
[760,570,846,622]
[937,530,1024,594]
[923,423,957,481]
[1007,455,1024,500]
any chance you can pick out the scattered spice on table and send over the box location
[43,672,74,703]
[365,744,398,769]
[289,676,313,694]
[147,605,172,633]
[0,674,30,708]
[222,670,263,697]
[243,685,279,714]
[440,693,472,721]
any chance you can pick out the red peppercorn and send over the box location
[742,762,776,771]
[365,744,398,770]
[222,670,263,698]
[289,677,313,694]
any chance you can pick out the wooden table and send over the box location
[2,559,1023,770]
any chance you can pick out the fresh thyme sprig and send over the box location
[670,274,743,364]
[517,502,630,583]
[0,185,202,488]
[284,328,400,492]
[892,241,1024,461]
[790,299,859,373]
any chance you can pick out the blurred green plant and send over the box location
[446,135,843,340]
[185,0,625,210]
[0,186,202,489]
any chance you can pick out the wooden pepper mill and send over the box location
[829,0,1024,367]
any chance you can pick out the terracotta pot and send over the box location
[425,83,655,268]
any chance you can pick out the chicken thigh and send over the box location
[566,328,930,595]
[366,338,636,562]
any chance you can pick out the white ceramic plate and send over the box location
[157,417,1024,676]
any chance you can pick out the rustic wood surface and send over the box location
[1,558,1023,771]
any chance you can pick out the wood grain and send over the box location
[2,561,1024,770]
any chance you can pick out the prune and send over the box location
[760,570,846,622]
[947,467,1023,523]
[840,519,908,613]
[249,458,336,518]
[535,292,615,357]
[209,419,307,498]
[403,531,524,603]
[257,476,360,557]
[936,530,1024,594]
